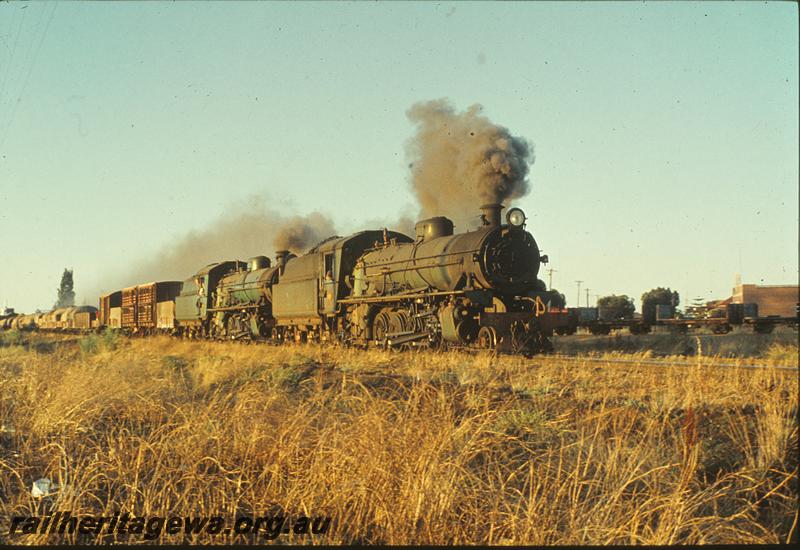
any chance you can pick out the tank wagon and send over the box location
[62,306,97,330]
[4,306,98,332]
[40,308,68,330]
[12,314,36,330]
[1,308,18,330]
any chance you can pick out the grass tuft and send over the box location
[0,328,24,347]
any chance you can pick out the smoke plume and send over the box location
[85,196,336,298]
[274,213,338,252]
[406,99,533,227]
[83,99,534,303]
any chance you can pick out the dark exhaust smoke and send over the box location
[86,196,336,296]
[406,99,533,227]
[274,212,337,253]
[85,99,533,304]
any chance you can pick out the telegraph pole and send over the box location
[547,267,557,290]
[575,280,583,307]
[585,288,590,307]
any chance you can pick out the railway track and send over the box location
[536,353,798,373]
[4,329,797,374]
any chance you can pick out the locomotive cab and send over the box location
[271,230,413,331]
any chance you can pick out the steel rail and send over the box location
[6,328,797,373]
[534,354,798,372]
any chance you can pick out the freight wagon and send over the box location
[118,281,183,333]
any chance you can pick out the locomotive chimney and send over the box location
[480,203,504,227]
[275,250,290,273]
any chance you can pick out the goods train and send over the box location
[4,204,570,355]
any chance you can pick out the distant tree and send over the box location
[641,287,680,308]
[597,294,635,320]
[54,269,75,308]
[533,279,566,309]
[548,288,567,309]
[641,287,680,323]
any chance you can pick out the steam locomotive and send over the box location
[20,204,572,354]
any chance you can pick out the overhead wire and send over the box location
[0,1,57,152]
[0,4,27,117]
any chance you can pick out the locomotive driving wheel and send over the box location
[387,309,409,335]
[386,309,412,350]
[476,326,497,350]
[226,314,251,340]
[372,310,392,347]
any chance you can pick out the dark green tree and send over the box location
[548,288,567,309]
[641,287,680,323]
[54,268,75,308]
[597,294,635,320]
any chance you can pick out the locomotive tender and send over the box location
[18,203,571,354]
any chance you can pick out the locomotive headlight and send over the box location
[506,207,526,227]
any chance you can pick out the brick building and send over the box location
[729,284,799,317]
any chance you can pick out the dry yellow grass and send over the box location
[0,332,797,545]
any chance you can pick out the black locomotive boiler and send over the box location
[339,203,566,353]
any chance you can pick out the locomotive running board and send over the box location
[338,290,465,304]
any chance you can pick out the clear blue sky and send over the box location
[1,1,797,312]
